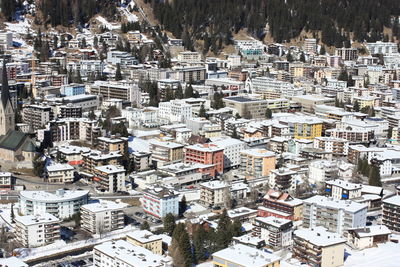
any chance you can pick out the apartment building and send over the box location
[259,189,303,221]
[308,160,338,184]
[61,94,99,111]
[325,179,362,200]
[81,200,125,234]
[149,139,184,167]
[293,227,346,267]
[172,66,206,83]
[97,136,128,154]
[82,150,121,174]
[240,149,276,179]
[382,195,400,232]
[22,104,54,130]
[141,186,179,218]
[56,145,91,166]
[366,41,398,55]
[59,104,82,118]
[93,165,126,193]
[303,195,368,235]
[0,172,13,190]
[223,96,282,119]
[184,143,224,177]
[19,189,89,219]
[326,128,372,143]
[91,80,140,105]
[0,31,13,49]
[126,230,163,255]
[210,137,247,169]
[335,47,358,61]
[132,151,151,172]
[212,244,280,267]
[200,180,229,208]
[158,99,193,123]
[14,213,60,248]
[255,217,293,250]
[292,95,334,113]
[177,51,202,63]
[347,225,391,249]
[61,83,85,96]
[46,163,75,183]
[93,240,171,267]
[303,38,317,54]
[314,137,349,156]
[269,168,297,192]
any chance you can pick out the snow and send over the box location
[5,19,32,35]
[344,242,400,267]
[95,16,120,31]
[119,7,138,23]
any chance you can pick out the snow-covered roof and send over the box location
[294,226,346,247]
[20,189,89,203]
[126,230,163,244]
[81,200,126,213]
[304,195,368,213]
[15,213,60,226]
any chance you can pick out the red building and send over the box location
[257,189,303,221]
[184,144,224,177]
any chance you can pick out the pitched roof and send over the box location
[0,130,27,151]
[1,60,11,109]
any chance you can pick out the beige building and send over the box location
[126,230,163,255]
[97,136,128,155]
[149,139,184,167]
[81,200,125,235]
[200,180,229,207]
[240,149,276,179]
[293,227,346,267]
[46,163,75,183]
[292,95,334,113]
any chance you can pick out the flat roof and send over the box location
[127,230,163,243]
[294,227,346,247]
[81,200,126,213]
[46,163,74,172]
[15,213,60,226]
[304,195,368,213]
[20,189,89,203]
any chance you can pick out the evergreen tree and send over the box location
[335,97,340,107]
[33,154,45,177]
[299,52,306,62]
[338,68,349,81]
[140,221,150,230]
[368,165,382,187]
[10,203,15,223]
[175,84,184,99]
[165,87,174,101]
[320,45,326,55]
[353,100,360,112]
[88,110,96,120]
[265,108,272,119]
[286,51,294,62]
[215,209,232,250]
[231,127,239,139]
[163,213,176,236]
[193,226,207,263]
[171,223,192,267]
[53,35,58,49]
[230,219,243,237]
[184,84,194,98]
[115,64,123,81]
[199,104,206,118]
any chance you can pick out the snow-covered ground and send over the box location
[119,7,138,23]
[344,242,400,267]
[95,16,121,31]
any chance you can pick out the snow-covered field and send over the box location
[95,16,121,31]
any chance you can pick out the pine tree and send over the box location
[184,84,194,98]
[163,213,176,236]
[193,226,207,263]
[265,108,272,119]
[300,52,306,62]
[338,68,349,81]
[175,84,183,99]
[353,100,360,112]
[165,87,174,101]
[115,64,123,81]
[199,104,206,118]
[335,97,340,107]
[231,127,239,139]
[230,219,242,237]
[368,165,382,187]
[215,209,232,250]
[140,221,150,230]
[320,45,326,55]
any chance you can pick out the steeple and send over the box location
[1,60,10,109]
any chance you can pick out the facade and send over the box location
[149,139,184,167]
[325,179,362,200]
[91,81,140,105]
[255,216,293,250]
[82,150,121,174]
[141,186,179,218]
[210,137,247,169]
[0,171,13,190]
[314,137,349,156]
[97,136,128,154]
[19,189,89,219]
[61,83,85,96]
[223,96,278,119]
[14,213,60,248]
[81,200,125,234]
[184,143,224,177]
[259,189,303,221]
[22,104,53,130]
[269,168,297,192]
[212,244,280,267]
[382,195,400,232]
[200,180,229,207]
[158,99,193,123]
[126,230,163,255]
[303,195,368,235]
[46,163,75,183]
[93,165,126,193]
[93,240,170,267]
[347,225,391,249]
[240,149,276,179]
[293,227,346,267]
[59,104,82,118]
[308,160,338,184]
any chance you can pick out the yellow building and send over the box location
[293,119,323,140]
[240,149,276,179]
[212,244,280,267]
[126,230,163,255]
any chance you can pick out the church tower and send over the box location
[0,61,15,136]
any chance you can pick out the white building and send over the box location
[366,41,398,55]
[347,225,391,249]
[14,213,60,248]
[19,189,89,219]
[0,257,28,267]
[308,160,338,184]
[141,186,179,218]
[325,179,362,200]
[0,32,12,49]
[303,195,368,235]
[0,171,13,190]
[210,137,247,169]
[158,99,192,123]
[94,165,126,193]
[81,200,126,234]
[370,149,400,177]
[255,216,293,249]
[175,127,192,143]
[46,163,75,183]
[93,240,172,267]
[314,137,349,156]
[200,180,229,207]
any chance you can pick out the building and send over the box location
[212,244,280,267]
[0,257,28,267]
[81,200,125,234]
[303,195,368,235]
[269,168,297,192]
[61,83,85,96]
[325,179,362,200]
[97,136,128,154]
[93,240,171,267]
[93,165,126,193]
[199,180,229,207]
[292,95,334,113]
[0,171,13,190]
[91,80,140,105]
[59,104,82,118]
[22,104,53,130]
[0,32,13,49]
[19,189,89,219]
[259,189,303,221]
[223,96,280,119]
[126,230,163,255]
[255,216,293,250]
[335,47,358,61]
[210,137,247,169]
[46,163,75,183]
[61,94,99,111]
[347,225,391,249]
[184,143,224,177]
[366,41,398,54]
[158,99,193,123]
[149,139,184,167]
[141,186,179,218]
[82,150,121,174]
[293,227,346,267]
[314,137,349,156]
[177,51,202,63]
[132,151,151,172]
[240,149,276,179]
[382,195,400,232]
[303,38,317,54]
[308,160,338,184]
[14,213,60,248]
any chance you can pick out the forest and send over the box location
[146,0,400,49]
